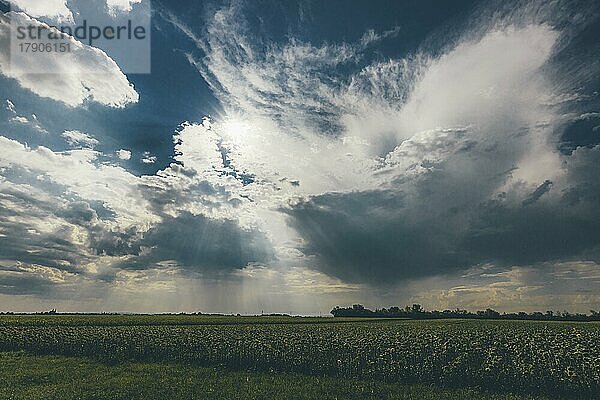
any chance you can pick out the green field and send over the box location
[0,352,554,400]
[0,316,597,399]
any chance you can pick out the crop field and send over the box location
[0,316,598,399]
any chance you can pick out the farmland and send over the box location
[0,316,598,399]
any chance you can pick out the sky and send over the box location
[0,0,599,314]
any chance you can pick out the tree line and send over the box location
[330,304,600,321]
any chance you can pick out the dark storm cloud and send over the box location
[0,220,86,272]
[284,190,469,284]
[119,169,275,272]
[0,155,275,297]
[0,266,57,296]
[285,146,600,285]
[465,194,600,266]
[0,187,93,272]
[0,169,135,294]
[118,211,274,273]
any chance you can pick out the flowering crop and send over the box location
[0,317,597,398]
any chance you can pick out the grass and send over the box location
[0,352,550,400]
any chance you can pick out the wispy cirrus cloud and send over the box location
[165,0,600,290]
[1,0,599,313]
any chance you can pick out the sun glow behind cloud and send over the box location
[1,0,599,313]
[157,1,600,310]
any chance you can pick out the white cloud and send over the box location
[5,98,46,132]
[8,112,47,133]
[360,26,401,47]
[1,0,599,311]
[9,115,28,124]
[575,112,600,121]
[8,0,74,23]
[165,2,600,290]
[173,5,565,207]
[116,149,131,160]
[106,0,142,16]
[0,136,153,227]
[0,12,139,108]
[61,130,99,148]
[152,122,258,225]
[141,151,156,164]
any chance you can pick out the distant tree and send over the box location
[531,312,544,320]
[330,304,598,321]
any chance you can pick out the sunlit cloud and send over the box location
[1,0,599,313]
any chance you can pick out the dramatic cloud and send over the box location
[0,123,277,296]
[162,1,600,290]
[1,0,599,312]
[286,145,600,284]
[119,212,274,273]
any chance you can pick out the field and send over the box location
[0,316,598,399]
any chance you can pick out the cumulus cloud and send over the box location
[61,130,99,148]
[0,183,95,270]
[5,98,47,132]
[141,151,156,164]
[116,149,131,160]
[8,113,47,133]
[8,0,73,23]
[0,12,139,107]
[105,0,142,16]
[1,0,599,311]
[0,126,277,296]
[0,167,127,298]
[0,136,151,227]
[165,0,600,289]
[118,212,274,273]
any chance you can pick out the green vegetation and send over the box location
[0,316,598,399]
[0,352,550,400]
[331,304,600,321]
[0,314,373,326]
